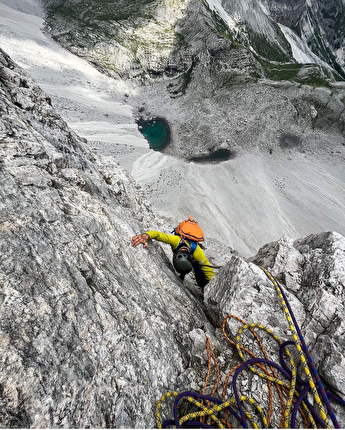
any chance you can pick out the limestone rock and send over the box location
[206,231,345,426]
[0,47,213,428]
[1,47,345,428]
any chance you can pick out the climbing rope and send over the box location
[222,315,288,427]
[155,266,345,428]
[202,337,220,398]
[260,267,340,428]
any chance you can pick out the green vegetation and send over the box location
[211,11,235,43]
[173,32,188,51]
[258,60,302,80]
[256,58,332,87]
[330,6,345,39]
[308,5,345,79]
[249,33,291,63]
[169,57,198,96]
[47,0,157,23]
[306,6,330,63]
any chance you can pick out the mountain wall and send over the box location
[0,46,206,427]
[39,0,345,162]
[42,0,345,81]
[216,0,345,79]
[1,47,345,428]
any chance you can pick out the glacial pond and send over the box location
[137,117,170,151]
[189,148,235,163]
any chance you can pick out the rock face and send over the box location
[218,0,345,78]
[251,232,345,395]
[0,47,212,428]
[268,0,345,75]
[1,48,345,428]
[42,0,345,80]
[205,231,345,427]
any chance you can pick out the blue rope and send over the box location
[157,268,345,428]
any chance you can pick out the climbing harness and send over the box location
[156,267,345,428]
[174,239,222,270]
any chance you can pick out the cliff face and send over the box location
[268,0,345,75]
[217,0,345,78]
[1,48,345,428]
[0,47,211,427]
[205,231,345,428]
[42,0,345,80]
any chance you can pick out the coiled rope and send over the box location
[156,267,345,428]
[260,267,340,428]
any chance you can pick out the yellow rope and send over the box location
[156,267,338,428]
[156,391,178,429]
[260,266,331,429]
[222,314,286,427]
[179,395,269,429]
[179,396,225,428]
[235,322,298,427]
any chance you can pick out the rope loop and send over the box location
[155,267,345,428]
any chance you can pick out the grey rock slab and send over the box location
[0,47,216,428]
[1,43,345,428]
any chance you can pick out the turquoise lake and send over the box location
[138,118,170,151]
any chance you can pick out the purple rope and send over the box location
[269,271,340,428]
[280,342,333,428]
[162,419,213,428]
[232,356,293,426]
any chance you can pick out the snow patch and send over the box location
[278,23,323,64]
[206,0,240,33]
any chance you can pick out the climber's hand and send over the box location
[131,233,150,248]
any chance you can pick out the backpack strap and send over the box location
[189,240,197,256]
[174,238,197,257]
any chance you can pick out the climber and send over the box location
[131,216,215,288]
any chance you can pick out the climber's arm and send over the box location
[131,230,181,249]
[145,231,181,249]
[193,246,215,282]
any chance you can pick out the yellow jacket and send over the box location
[145,230,215,281]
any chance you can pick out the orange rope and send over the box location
[201,337,220,426]
[196,316,313,428]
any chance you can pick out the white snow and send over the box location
[206,0,239,33]
[1,1,344,259]
[278,23,331,67]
